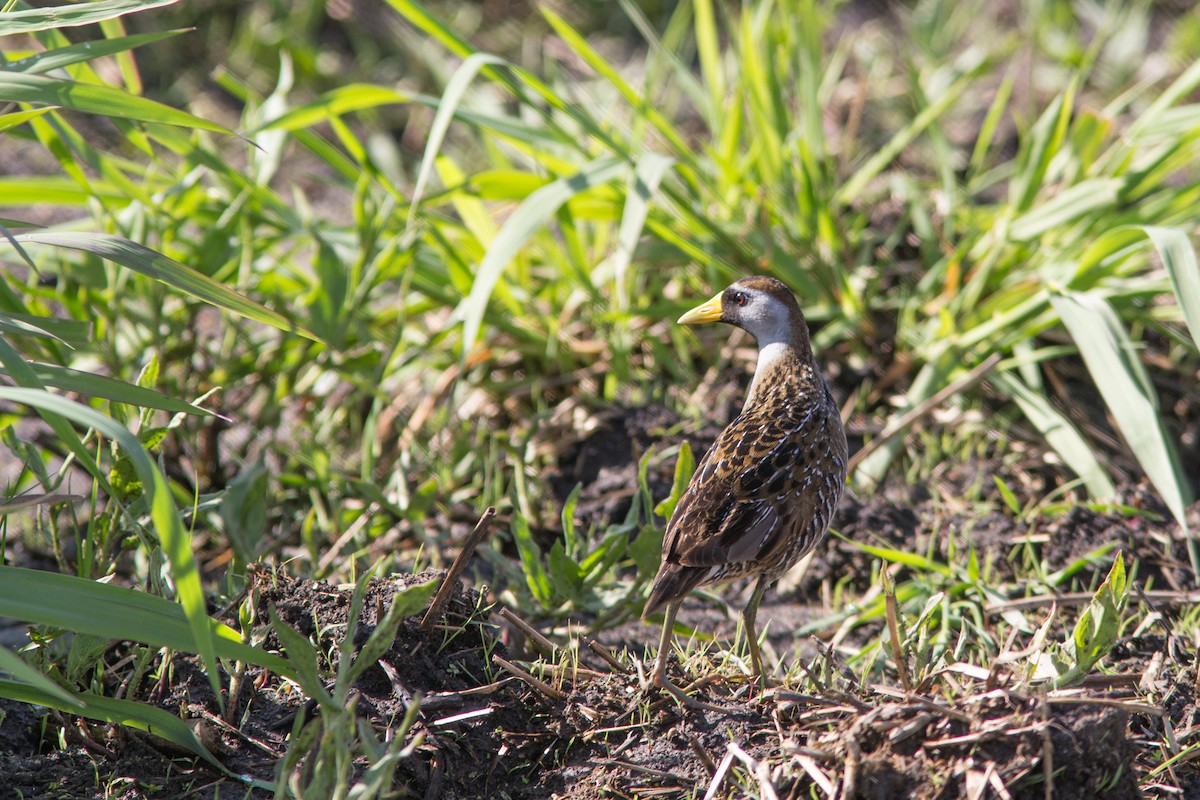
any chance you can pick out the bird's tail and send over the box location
[642,562,708,620]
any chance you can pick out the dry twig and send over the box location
[493,655,567,701]
[420,507,496,632]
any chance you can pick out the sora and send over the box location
[643,276,847,705]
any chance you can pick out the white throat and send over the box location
[744,341,793,411]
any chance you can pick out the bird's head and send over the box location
[678,275,807,349]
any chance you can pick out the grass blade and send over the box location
[0,335,108,489]
[837,65,981,205]
[693,0,724,125]
[1009,82,1076,213]
[4,362,217,416]
[1050,292,1195,574]
[459,157,627,356]
[407,52,506,231]
[11,233,324,343]
[1009,178,1120,242]
[8,30,186,74]
[256,84,411,132]
[0,0,179,35]
[0,72,232,133]
[0,565,293,676]
[0,389,224,702]
[991,371,1115,498]
[1143,225,1200,352]
[0,107,54,133]
[0,681,273,790]
[0,648,81,706]
[612,153,675,311]
[0,680,219,763]
[511,514,552,607]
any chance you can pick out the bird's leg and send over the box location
[743,576,769,691]
[649,601,723,711]
[649,600,678,688]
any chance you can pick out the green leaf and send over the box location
[628,525,667,582]
[268,608,329,705]
[0,337,107,491]
[109,452,142,502]
[135,353,159,390]
[560,483,581,560]
[0,493,85,513]
[540,8,693,160]
[8,30,186,74]
[654,441,695,520]
[992,371,1115,498]
[0,72,232,133]
[1143,225,1200,353]
[969,68,1016,174]
[1051,292,1193,551]
[0,312,90,345]
[0,390,221,702]
[546,541,583,604]
[837,66,981,205]
[0,362,216,416]
[407,52,507,230]
[992,475,1021,515]
[1009,82,1076,213]
[0,679,223,765]
[612,153,675,311]
[0,648,81,706]
[257,84,411,132]
[511,515,552,607]
[221,459,270,563]
[630,525,665,584]
[11,232,324,343]
[1009,178,1120,242]
[692,0,724,125]
[0,107,54,133]
[1051,555,1128,688]
[579,527,630,586]
[386,576,441,620]
[459,157,628,356]
[0,564,293,677]
[0,0,180,35]
[851,541,952,575]
[0,175,123,205]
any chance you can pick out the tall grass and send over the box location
[368,0,1200,541]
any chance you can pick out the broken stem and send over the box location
[420,507,496,632]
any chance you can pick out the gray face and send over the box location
[721,282,797,347]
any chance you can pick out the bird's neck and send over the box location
[744,340,820,413]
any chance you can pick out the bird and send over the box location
[643,275,847,706]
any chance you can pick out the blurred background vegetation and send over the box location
[8,0,1199,568]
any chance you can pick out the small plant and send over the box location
[1031,555,1130,688]
[269,569,437,799]
[505,443,693,624]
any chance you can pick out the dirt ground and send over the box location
[0,572,1167,799]
[2,460,1197,798]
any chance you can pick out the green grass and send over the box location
[1,0,1199,795]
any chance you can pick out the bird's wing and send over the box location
[664,405,832,569]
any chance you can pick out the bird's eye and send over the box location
[733,291,747,306]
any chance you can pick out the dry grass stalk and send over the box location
[492,655,567,701]
[420,507,496,632]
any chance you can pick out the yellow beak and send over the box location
[677,292,724,325]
